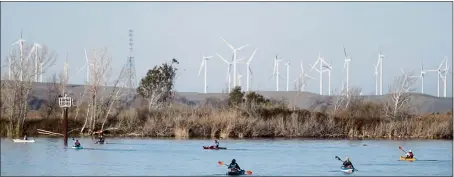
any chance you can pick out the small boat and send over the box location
[226,169,245,175]
[340,166,355,174]
[203,146,227,150]
[400,156,416,161]
[13,139,35,143]
[71,146,83,149]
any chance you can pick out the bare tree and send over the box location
[40,74,61,118]
[384,71,417,119]
[1,42,56,137]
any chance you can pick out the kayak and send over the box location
[226,169,245,175]
[400,156,416,161]
[72,146,83,149]
[340,166,354,173]
[203,146,227,150]
[13,139,35,143]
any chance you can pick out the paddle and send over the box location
[218,161,253,175]
[399,146,407,153]
[335,156,359,171]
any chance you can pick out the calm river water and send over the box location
[1,138,452,176]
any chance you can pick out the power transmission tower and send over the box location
[126,29,137,90]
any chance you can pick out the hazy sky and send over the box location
[1,2,452,96]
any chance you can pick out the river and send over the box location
[1,137,452,176]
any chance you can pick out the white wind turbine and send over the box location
[83,48,94,83]
[285,60,291,92]
[238,48,258,92]
[439,57,450,97]
[399,68,420,92]
[12,31,26,81]
[375,52,385,95]
[425,57,447,97]
[309,53,331,95]
[293,60,314,92]
[39,62,44,82]
[272,54,283,91]
[220,37,249,88]
[198,53,213,94]
[419,60,426,94]
[323,60,333,96]
[343,46,351,97]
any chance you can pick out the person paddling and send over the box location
[406,150,414,158]
[23,135,28,140]
[228,159,242,171]
[343,157,354,169]
[74,140,81,147]
[214,139,220,148]
[96,136,105,144]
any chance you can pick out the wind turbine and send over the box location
[293,60,314,92]
[217,53,233,92]
[83,48,94,83]
[323,60,333,96]
[12,31,26,81]
[272,54,283,91]
[425,57,447,97]
[343,46,351,97]
[198,53,213,94]
[285,60,291,92]
[419,60,426,94]
[309,53,330,95]
[439,57,450,97]
[238,48,258,92]
[220,37,249,88]
[375,52,385,95]
[399,68,420,92]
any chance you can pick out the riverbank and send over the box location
[1,107,452,139]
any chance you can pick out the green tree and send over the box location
[137,59,178,110]
[228,86,245,107]
[245,91,271,107]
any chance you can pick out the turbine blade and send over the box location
[343,45,347,58]
[236,44,250,51]
[198,60,205,76]
[220,37,235,50]
[247,48,258,63]
[248,67,253,76]
[216,53,230,64]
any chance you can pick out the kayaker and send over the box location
[228,159,241,171]
[213,139,220,148]
[97,136,105,144]
[74,140,81,147]
[343,157,353,168]
[406,150,414,158]
[23,135,28,140]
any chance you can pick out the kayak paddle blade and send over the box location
[218,161,224,166]
[246,171,253,175]
[399,146,403,150]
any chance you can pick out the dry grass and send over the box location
[1,106,452,139]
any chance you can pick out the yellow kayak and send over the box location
[400,156,416,161]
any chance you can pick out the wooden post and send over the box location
[64,107,68,146]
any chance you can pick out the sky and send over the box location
[1,2,452,96]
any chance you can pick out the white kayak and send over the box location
[340,166,354,173]
[13,139,35,143]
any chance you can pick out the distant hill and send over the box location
[24,82,453,114]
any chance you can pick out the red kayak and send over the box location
[203,146,227,150]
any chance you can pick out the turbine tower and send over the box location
[272,54,283,91]
[285,60,291,92]
[425,57,448,97]
[293,60,314,92]
[12,30,25,81]
[217,53,233,92]
[238,48,258,92]
[375,52,385,95]
[309,53,330,95]
[343,46,351,97]
[420,60,426,94]
[220,37,249,88]
[439,57,450,97]
[126,29,137,89]
[198,53,213,94]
